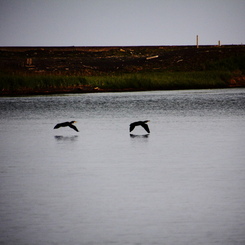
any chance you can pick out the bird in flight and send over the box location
[54,121,79,132]
[129,120,150,133]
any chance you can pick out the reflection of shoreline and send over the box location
[54,135,78,141]
[130,134,149,138]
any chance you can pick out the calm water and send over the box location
[0,88,245,245]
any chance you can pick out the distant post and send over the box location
[218,40,221,46]
[26,58,32,65]
[196,35,199,48]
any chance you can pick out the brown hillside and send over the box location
[1,45,245,76]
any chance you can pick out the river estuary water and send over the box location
[0,88,245,245]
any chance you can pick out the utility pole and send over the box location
[196,35,199,48]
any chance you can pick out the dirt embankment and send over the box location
[1,45,245,95]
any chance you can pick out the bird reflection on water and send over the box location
[130,134,149,138]
[54,135,78,142]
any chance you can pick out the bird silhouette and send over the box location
[129,120,150,133]
[54,121,79,132]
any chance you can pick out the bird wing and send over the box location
[69,124,79,132]
[141,123,150,133]
[54,122,70,129]
[54,123,62,129]
[129,124,136,132]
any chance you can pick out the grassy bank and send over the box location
[85,71,231,90]
[1,45,244,95]
[0,74,87,92]
[0,70,232,95]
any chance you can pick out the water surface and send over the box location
[1,89,245,245]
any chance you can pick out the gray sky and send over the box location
[0,0,245,46]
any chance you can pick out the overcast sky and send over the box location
[0,0,244,46]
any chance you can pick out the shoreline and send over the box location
[1,73,245,96]
[1,45,245,96]
[1,79,244,96]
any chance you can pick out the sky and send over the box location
[0,0,245,46]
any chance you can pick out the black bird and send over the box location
[129,120,150,133]
[54,121,79,132]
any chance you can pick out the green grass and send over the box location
[0,74,87,91]
[0,71,232,94]
[84,71,231,90]
[206,55,245,72]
